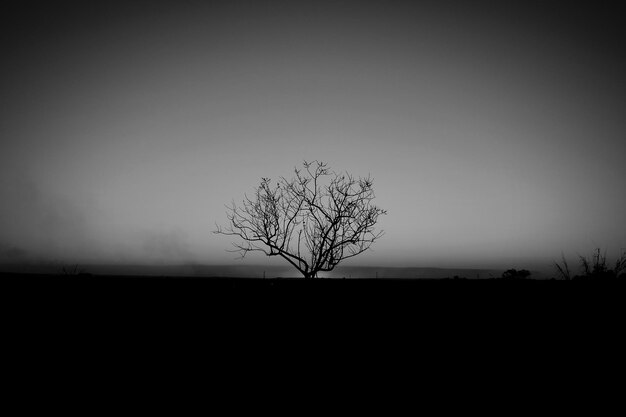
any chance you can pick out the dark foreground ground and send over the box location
[1,271,559,285]
[3,271,622,348]
[3,271,622,301]
[0,271,574,303]
[5,271,625,286]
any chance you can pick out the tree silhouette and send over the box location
[215,161,386,278]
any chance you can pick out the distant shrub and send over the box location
[501,269,531,279]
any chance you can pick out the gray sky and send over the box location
[1,1,625,273]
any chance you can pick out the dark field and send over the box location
[0,271,570,307]
[3,271,623,331]
[1,270,614,298]
[1,271,556,285]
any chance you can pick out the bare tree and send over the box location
[215,161,386,278]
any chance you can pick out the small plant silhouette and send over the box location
[61,264,91,276]
[554,248,626,280]
[62,264,81,276]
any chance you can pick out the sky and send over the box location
[1,0,625,274]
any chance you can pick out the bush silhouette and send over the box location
[501,269,531,279]
[555,248,626,280]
